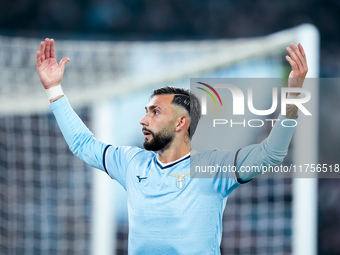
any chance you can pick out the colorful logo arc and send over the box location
[196,82,223,106]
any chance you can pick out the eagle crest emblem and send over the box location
[170,172,190,189]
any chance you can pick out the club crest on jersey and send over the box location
[170,172,190,190]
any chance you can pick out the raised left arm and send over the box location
[284,43,308,119]
[235,43,308,182]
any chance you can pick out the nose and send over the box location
[140,114,149,127]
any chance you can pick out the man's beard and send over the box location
[143,126,174,151]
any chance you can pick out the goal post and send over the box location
[292,24,319,255]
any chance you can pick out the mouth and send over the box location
[142,129,153,140]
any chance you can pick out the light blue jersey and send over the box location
[50,96,296,255]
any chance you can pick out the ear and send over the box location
[175,115,189,133]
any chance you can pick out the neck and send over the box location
[157,141,190,163]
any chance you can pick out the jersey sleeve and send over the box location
[50,96,148,188]
[50,96,108,171]
[103,145,143,188]
[235,114,296,181]
[214,150,242,198]
[193,115,296,198]
[192,150,241,198]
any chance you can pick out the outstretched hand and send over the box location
[36,38,69,89]
[285,43,308,93]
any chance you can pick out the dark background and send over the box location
[1,0,339,254]
[1,0,340,77]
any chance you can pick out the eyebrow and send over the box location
[145,105,161,111]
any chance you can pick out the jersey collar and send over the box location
[156,152,190,169]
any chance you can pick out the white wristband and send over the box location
[45,84,64,100]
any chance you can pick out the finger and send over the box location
[40,41,45,62]
[298,43,306,58]
[59,57,70,73]
[297,43,308,70]
[285,55,298,71]
[287,46,303,75]
[288,43,303,69]
[292,42,306,65]
[50,38,56,59]
[36,51,42,67]
[45,38,50,59]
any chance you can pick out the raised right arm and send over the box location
[37,38,108,171]
[50,96,108,171]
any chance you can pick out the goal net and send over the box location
[0,24,319,255]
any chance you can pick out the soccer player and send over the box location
[36,38,308,254]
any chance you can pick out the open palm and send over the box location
[36,38,69,89]
[285,43,308,91]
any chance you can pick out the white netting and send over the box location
[0,110,92,255]
[0,24,305,115]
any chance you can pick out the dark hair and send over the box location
[151,86,201,139]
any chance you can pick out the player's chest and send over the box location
[124,160,217,206]
[125,162,194,202]
[128,166,190,193]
